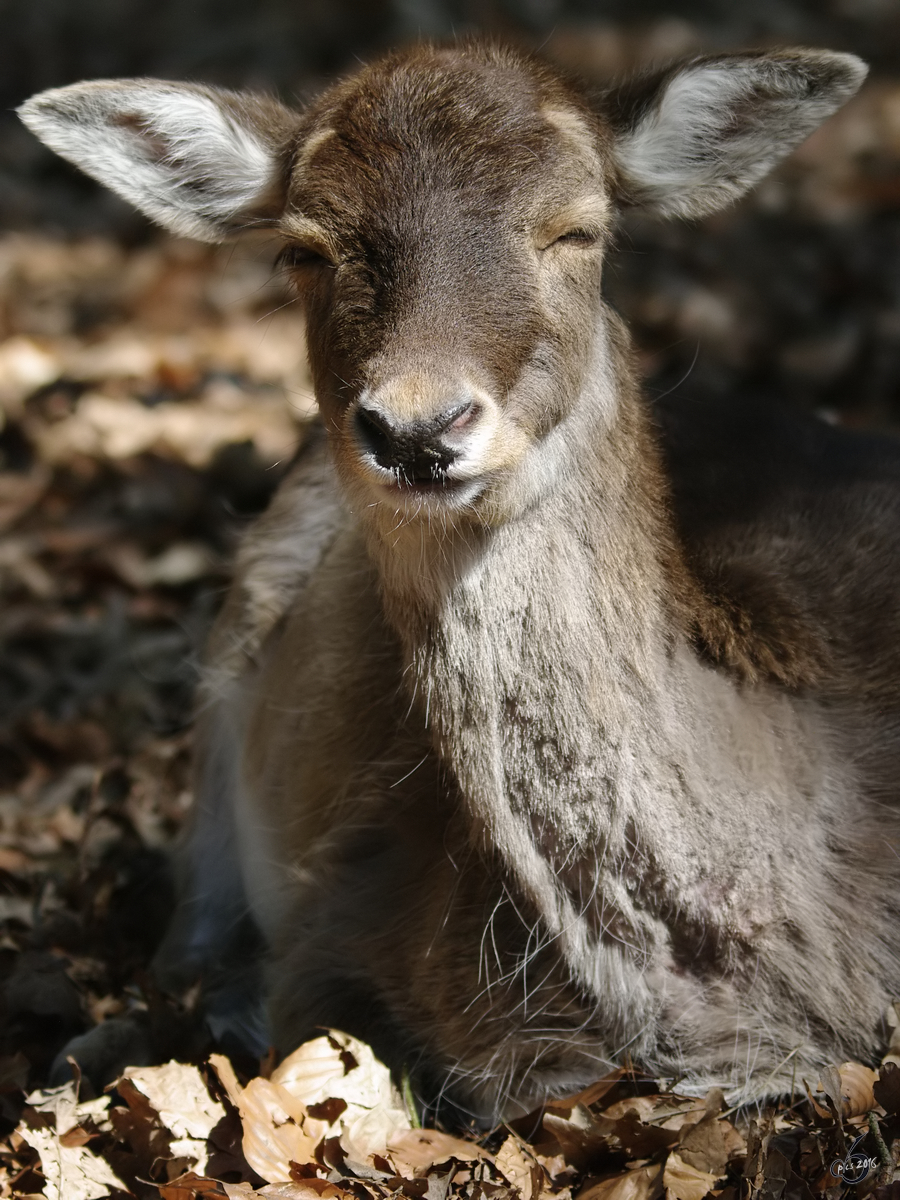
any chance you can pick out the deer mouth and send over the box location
[375,470,486,506]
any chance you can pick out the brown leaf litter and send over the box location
[7,1031,900,1200]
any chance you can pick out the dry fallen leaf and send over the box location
[273,1031,412,1167]
[836,1061,878,1118]
[104,539,220,588]
[211,1053,324,1184]
[496,1135,543,1200]
[875,1061,900,1115]
[546,1072,629,1115]
[662,1150,719,1200]
[388,1127,487,1172]
[120,1060,226,1174]
[16,1080,126,1200]
[676,1114,732,1178]
[601,1095,706,1132]
[33,389,302,468]
[815,1062,878,1120]
[18,1125,127,1200]
[0,336,61,410]
[223,1184,353,1199]
[577,1163,664,1200]
[160,1171,229,1199]
[212,1030,412,1183]
[542,1107,616,1173]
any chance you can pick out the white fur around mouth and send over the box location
[375,474,486,507]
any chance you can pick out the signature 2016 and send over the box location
[830,1134,880,1185]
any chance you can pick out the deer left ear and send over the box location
[18,80,301,242]
[606,49,867,220]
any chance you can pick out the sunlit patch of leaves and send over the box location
[4,1038,900,1200]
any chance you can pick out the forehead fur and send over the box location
[290,43,610,211]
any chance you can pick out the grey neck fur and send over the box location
[356,310,861,1089]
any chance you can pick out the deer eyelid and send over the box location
[536,224,604,252]
[554,228,601,246]
[276,240,335,270]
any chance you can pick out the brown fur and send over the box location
[22,39,898,1121]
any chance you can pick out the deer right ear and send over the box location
[607,49,867,219]
[18,79,301,242]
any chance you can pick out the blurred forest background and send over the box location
[2,0,900,1112]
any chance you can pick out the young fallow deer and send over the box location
[21,40,900,1121]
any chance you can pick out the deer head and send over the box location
[20,44,865,535]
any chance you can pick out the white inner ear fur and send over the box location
[19,82,280,242]
[616,55,868,219]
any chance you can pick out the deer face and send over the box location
[19,43,866,520]
[278,51,613,515]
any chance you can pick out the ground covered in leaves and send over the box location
[3,36,900,1200]
[8,1031,900,1200]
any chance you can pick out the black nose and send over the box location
[354,399,473,481]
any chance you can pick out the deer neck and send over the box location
[363,310,684,739]
[361,319,685,884]
[354,314,837,1041]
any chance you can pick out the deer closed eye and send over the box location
[276,242,334,270]
[553,228,600,247]
[537,226,603,252]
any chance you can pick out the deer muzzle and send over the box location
[351,380,490,495]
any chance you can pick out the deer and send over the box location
[20,39,900,1123]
